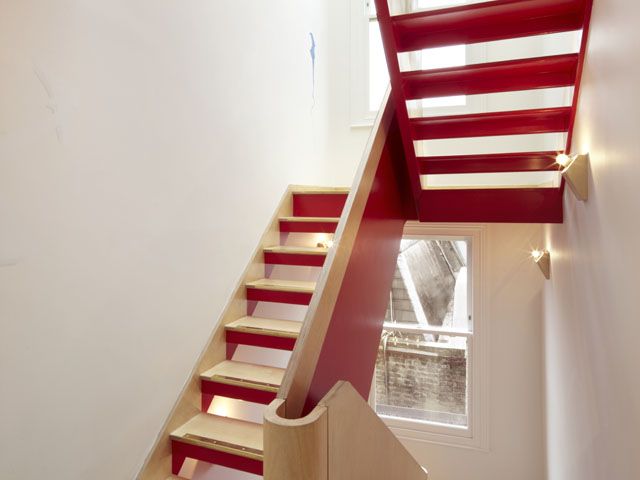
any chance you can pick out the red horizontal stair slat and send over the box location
[410,107,571,140]
[419,188,563,223]
[171,441,263,476]
[200,379,277,405]
[263,251,326,267]
[292,193,348,217]
[279,219,339,233]
[246,288,313,306]
[402,54,579,100]
[392,0,587,52]
[419,151,560,174]
[225,330,297,351]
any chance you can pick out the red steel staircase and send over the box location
[375,0,593,223]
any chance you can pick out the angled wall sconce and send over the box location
[556,153,590,201]
[532,249,551,279]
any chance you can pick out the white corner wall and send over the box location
[402,224,547,480]
[0,1,360,479]
[543,1,640,479]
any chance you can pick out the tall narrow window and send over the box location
[371,225,487,448]
[351,0,471,126]
[368,1,390,112]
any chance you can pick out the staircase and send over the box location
[168,188,348,478]
[139,1,594,478]
[374,0,593,223]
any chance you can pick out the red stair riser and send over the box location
[410,107,571,140]
[393,0,587,52]
[402,54,578,100]
[263,251,326,267]
[292,193,348,218]
[246,288,313,306]
[200,379,277,405]
[171,440,263,476]
[419,152,560,174]
[279,220,338,233]
[419,188,563,223]
[226,330,297,351]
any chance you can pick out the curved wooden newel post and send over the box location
[264,399,328,480]
[264,381,428,480]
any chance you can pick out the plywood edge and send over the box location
[264,382,428,480]
[264,399,329,480]
[290,185,351,194]
[135,187,296,480]
[321,382,428,480]
[278,89,397,417]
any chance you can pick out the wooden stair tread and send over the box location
[291,186,350,194]
[226,317,302,338]
[263,245,328,255]
[201,360,285,391]
[246,278,316,293]
[279,216,340,223]
[171,414,263,460]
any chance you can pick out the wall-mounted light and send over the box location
[316,239,334,249]
[556,153,590,201]
[531,249,551,279]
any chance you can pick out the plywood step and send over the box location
[410,107,571,140]
[226,316,302,351]
[201,360,284,392]
[246,278,316,305]
[264,245,329,267]
[392,0,587,52]
[279,216,340,234]
[171,413,263,476]
[201,360,283,408]
[292,187,349,218]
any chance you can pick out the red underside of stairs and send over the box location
[373,0,593,223]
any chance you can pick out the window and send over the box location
[371,224,488,449]
[351,0,474,126]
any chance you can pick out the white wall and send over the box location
[0,1,360,479]
[401,224,547,480]
[543,0,640,479]
[310,0,373,185]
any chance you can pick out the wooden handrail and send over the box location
[264,381,428,479]
[277,90,414,418]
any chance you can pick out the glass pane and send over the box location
[421,44,465,70]
[421,45,466,108]
[369,20,390,111]
[375,238,471,427]
[388,239,470,331]
[416,0,469,10]
[375,333,468,426]
[368,0,376,16]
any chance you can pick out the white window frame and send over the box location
[350,0,487,128]
[371,223,489,450]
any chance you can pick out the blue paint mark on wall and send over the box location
[309,32,316,103]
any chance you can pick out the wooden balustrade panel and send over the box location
[277,92,415,419]
[264,382,428,480]
[302,121,412,414]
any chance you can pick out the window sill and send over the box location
[384,419,489,451]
